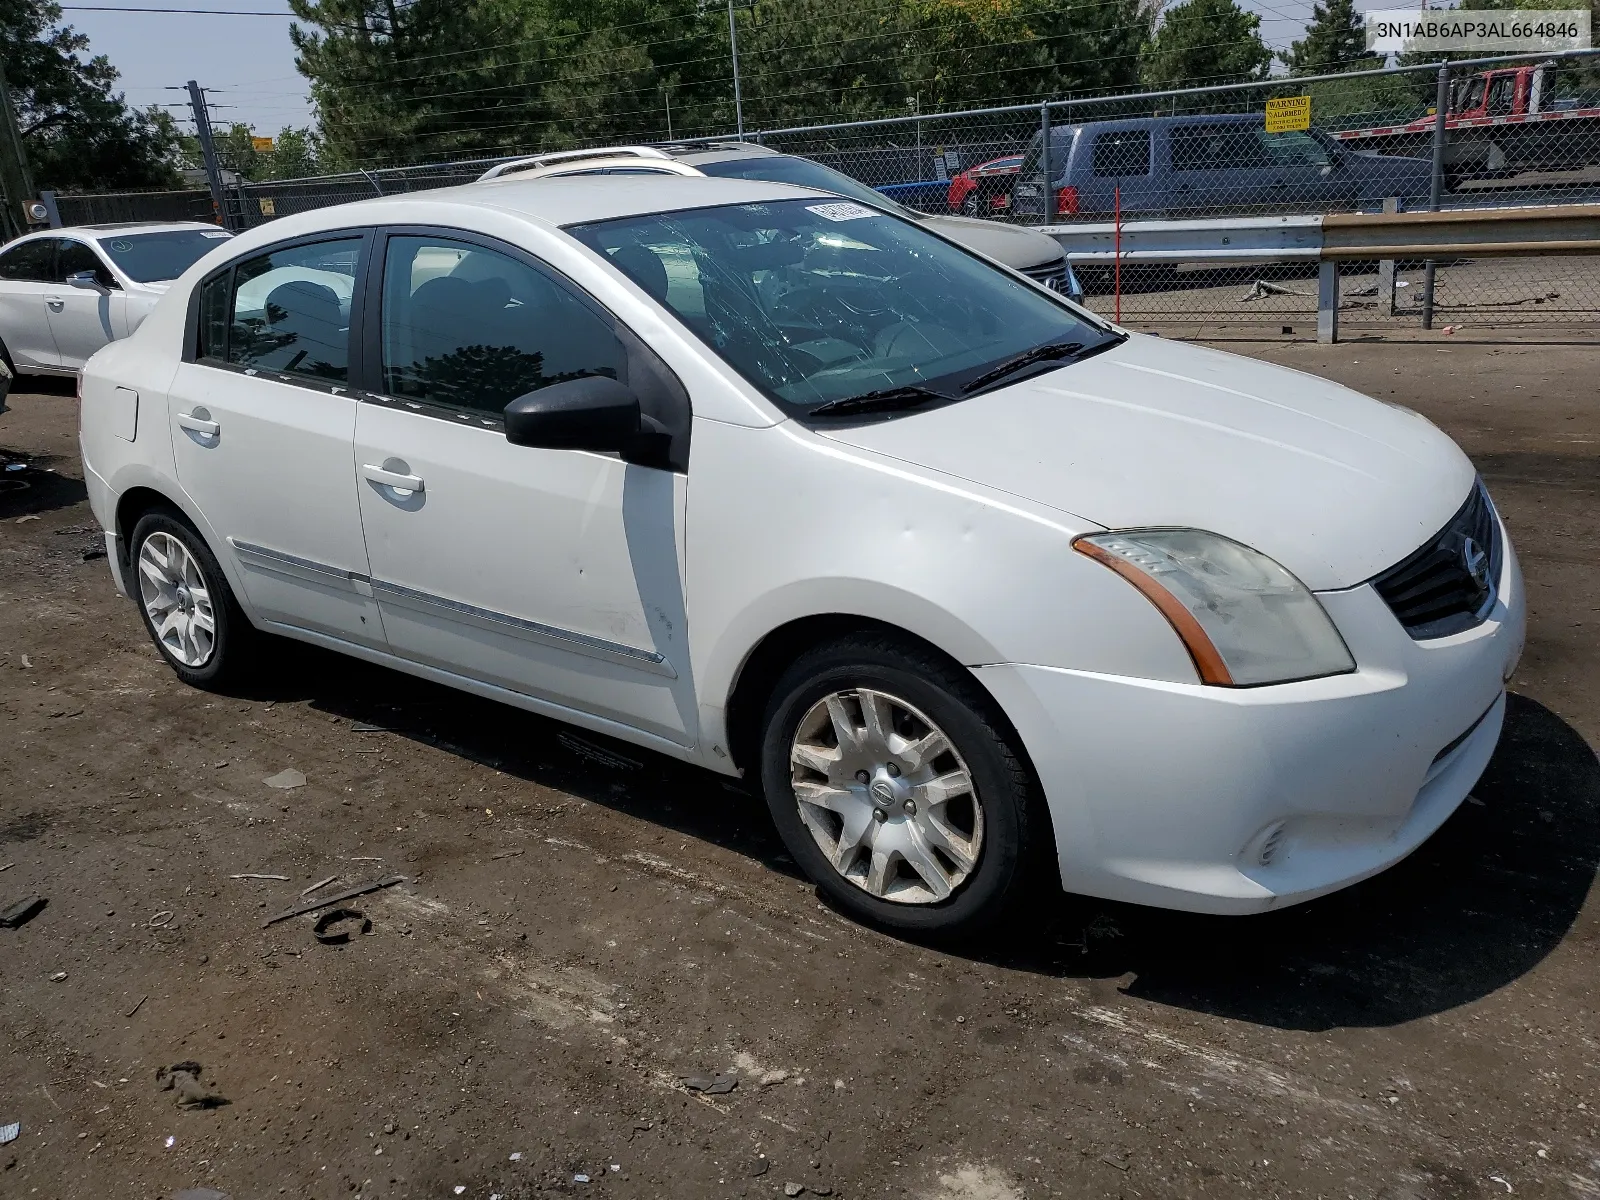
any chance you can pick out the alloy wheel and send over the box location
[789,688,983,904]
[137,531,217,668]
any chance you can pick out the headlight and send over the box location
[1074,529,1355,686]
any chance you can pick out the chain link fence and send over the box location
[50,50,1600,337]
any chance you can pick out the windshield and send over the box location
[97,228,232,283]
[693,154,915,218]
[568,198,1108,415]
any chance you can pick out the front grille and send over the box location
[1371,481,1501,640]
[1021,258,1069,292]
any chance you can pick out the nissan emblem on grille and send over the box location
[1462,536,1491,591]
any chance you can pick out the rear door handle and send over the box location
[45,297,63,311]
[362,464,425,493]
[177,412,220,436]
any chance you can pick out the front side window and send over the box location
[228,238,361,382]
[57,240,114,286]
[1092,130,1151,177]
[0,238,56,283]
[1258,129,1332,168]
[98,229,232,284]
[380,235,626,417]
[569,198,1110,415]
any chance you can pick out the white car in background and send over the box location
[0,222,233,376]
[78,176,1523,938]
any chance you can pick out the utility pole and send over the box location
[727,0,744,139]
[0,55,37,242]
[663,84,673,141]
[186,80,231,230]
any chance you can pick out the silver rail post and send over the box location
[728,0,744,140]
[1378,196,1399,317]
[1039,102,1051,227]
[1422,64,1449,330]
[1318,259,1340,344]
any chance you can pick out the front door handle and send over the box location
[177,411,220,436]
[362,463,425,493]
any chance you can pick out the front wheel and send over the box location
[758,635,1047,940]
[129,509,256,689]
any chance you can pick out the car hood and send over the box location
[812,334,1475,591]
[918,212,1062,271]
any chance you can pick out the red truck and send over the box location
[1329,62,1600,181]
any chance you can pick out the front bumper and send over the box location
[976,525,1525,914]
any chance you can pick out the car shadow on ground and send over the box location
[2,378,89,518]
[224,640,1595,1032]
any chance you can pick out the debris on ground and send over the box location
[0,1121,18,1145]
[299,875,339,897]
[0,863,12,871]
[1241,279,1312,301]
[18,654,29,668]
[173,1189,231,1200]
[0,895,46,928]
[229,873,289,881]
[261,874,406,928]
[749,1156,769,1176]
[680,1071,738,1095]
[262,768,306,790]
[352,723,388,732]
[784,1184,805,1197]
[558,731,641,771]
[312,907,372,944]
[49,971,66,981]
[148,910,175,928]
[15,514,39,523]
[574,1174,591,1183]
[125,995,148,1018]
[157,1062,227,1109]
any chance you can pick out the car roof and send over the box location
[1062,112,1274,135]
[456,173,828,226]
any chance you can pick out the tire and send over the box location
[128,508,257,689]
[958,193,980,216]
[758,634,1047,941]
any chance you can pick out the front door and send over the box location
[0,238,62,370]
[167,232,386,650]
[353,231,694,744]
[48,239,122,370]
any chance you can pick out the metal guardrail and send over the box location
[1037,204,1600,341]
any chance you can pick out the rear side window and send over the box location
[1091,130,1151,178]
[1171,124,1271,171]
[0,239,56,282]
[197,272,230,361]
[228,238,362,383]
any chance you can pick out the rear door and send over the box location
[166,231,387,649]
[1168,122,1278,215]
[47,239,123,370]
[0,238,62,370]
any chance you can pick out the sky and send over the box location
[65,0,1409,138]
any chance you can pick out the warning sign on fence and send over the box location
[1264,95,1312,133]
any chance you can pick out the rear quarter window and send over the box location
[1091,130,1151,178]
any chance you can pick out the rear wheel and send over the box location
[129,509,256,689]
[758,635,1046,940]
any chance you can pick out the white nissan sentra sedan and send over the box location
[77,176,1524,937]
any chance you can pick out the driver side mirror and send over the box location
[504,375,650,456]
[66,269,111,292]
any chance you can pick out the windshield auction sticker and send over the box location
[1366,8,1589,52]
[806,202,879,222]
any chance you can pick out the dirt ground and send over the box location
[2,335,1598,1200]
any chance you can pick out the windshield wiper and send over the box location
[808,385,947,418]
[959,333,1127,396]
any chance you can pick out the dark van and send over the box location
[1010,113,1433,220]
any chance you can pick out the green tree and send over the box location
[1139,0,1272,91]
[265,126,322,179]
[1281,0,1376,75]
[0,0,179,191]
